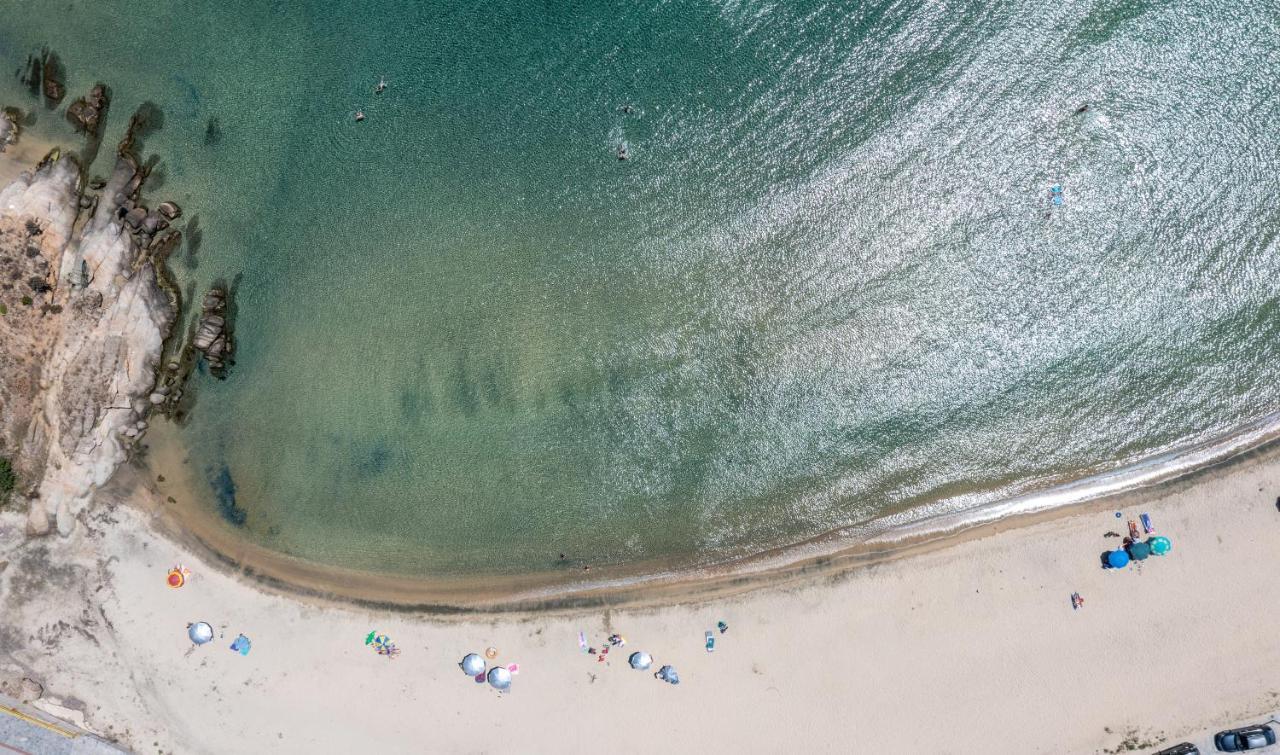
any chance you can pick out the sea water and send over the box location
[1,0,1278,577]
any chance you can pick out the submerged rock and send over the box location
[157,200,181,220]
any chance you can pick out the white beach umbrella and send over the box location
[460,653,486,676]
[628,651,653,670]
[187,621,214,645]
[486,666,512,690]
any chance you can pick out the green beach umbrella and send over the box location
[1148,536,1171,555]
[1128,541,1151,560]
[365,631,377,645]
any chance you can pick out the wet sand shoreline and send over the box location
[136,417,1280,614]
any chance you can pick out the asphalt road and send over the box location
[0,695,126,755]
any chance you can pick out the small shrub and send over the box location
[20,296,32,306]
[0,457,15,502]
[0,303,6,315]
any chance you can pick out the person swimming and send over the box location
[375,76,387,94]
[355,110,365,122]
[616,143,629,160]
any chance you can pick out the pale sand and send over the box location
[1,441,1278,754]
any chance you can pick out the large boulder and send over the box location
[41,53,65,105]
[65,84,109,136]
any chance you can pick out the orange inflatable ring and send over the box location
[166,569,185,588]
[485,647,498,659]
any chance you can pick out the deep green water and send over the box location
[2,0,1279,577]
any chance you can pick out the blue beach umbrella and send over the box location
[628,651,653,671]
[1149,536,1171,555]
[1107,549,1130,569]
[1127,541,1151,560]
[460,653,485,676]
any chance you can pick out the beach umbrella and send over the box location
[1106,549,1130,569]
[1128,541,1151,560]
[460,653,486,676]
[628,651,653,671]
[1149,536,1171,555]
[657,665,680,685]
[187,621,214,645]
[487,666,512,691]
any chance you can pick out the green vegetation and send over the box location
[20,296,32,306]
[0,303,6,315]
[0,457,15,504]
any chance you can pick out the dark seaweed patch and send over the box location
[209,465,247,526]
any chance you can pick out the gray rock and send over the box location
[142,214,168,234]
[158,201,182,219]
[0,110,15,153]
[25,500,50,537]
[123,206,147,229]
[18,677,43,703]
[148,392,166,405]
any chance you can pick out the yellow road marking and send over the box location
[0,704,78,739]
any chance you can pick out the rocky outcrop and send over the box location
[192,288,231,375]
[0,109,16,153]
[1,115,178,536]
[65,85,109,137]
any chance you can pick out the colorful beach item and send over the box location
[1106,549,1130,569]
[1149,536,1172,555]
[705,631,715,652]
[367,633,400,658]
[166,566,189,588]
[460,653,485,676]
[1140,513,1154,533]
[230,634,251,656]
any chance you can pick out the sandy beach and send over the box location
[1,439,1277,754]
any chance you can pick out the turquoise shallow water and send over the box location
[2,0,1279,577]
